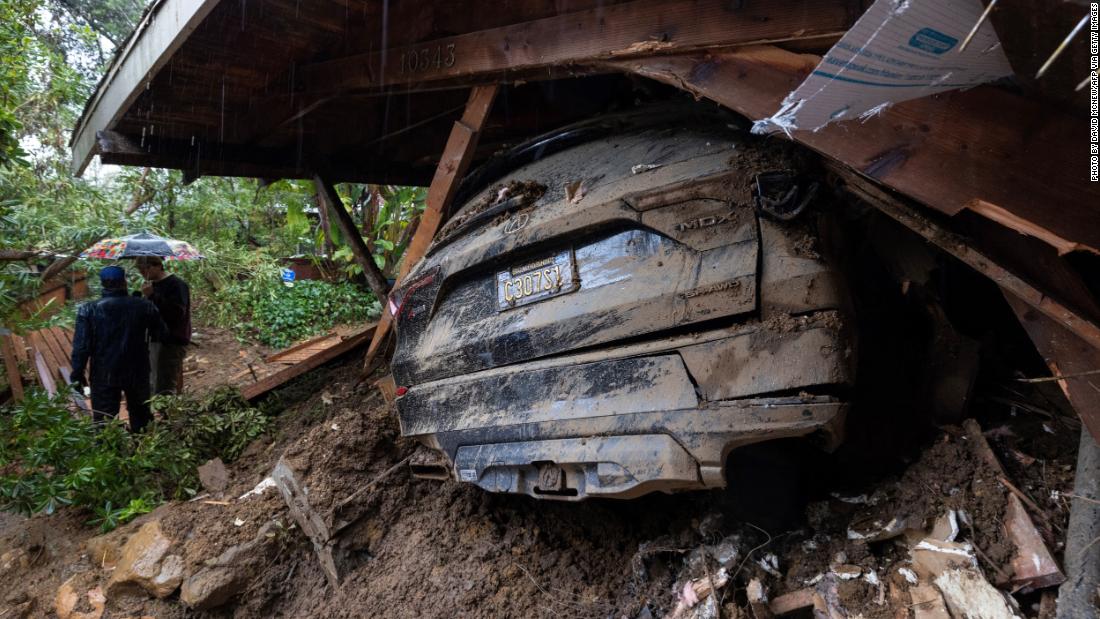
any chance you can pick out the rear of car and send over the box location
[389,109,855,500]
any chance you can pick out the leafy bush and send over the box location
[0,387,269,531]
[205,274,380,349]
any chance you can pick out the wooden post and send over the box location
[315,192,335,258]
[313,176,390,305]
[361,83,499,375]
[1,335,24,401]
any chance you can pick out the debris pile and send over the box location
[0,359,1086,618]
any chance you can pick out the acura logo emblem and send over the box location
[503,212,530,234]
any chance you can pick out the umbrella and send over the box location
[80,232,204,261]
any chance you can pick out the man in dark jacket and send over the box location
[136,256,191,395]
[71,265,167,432]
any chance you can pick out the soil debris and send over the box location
[0,333,1082,619]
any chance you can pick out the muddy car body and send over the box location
[389,112,855,499]
[68,0,1100,502]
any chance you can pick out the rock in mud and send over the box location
[0,547,29,576]
[5,591,35,618]
[181,521,276,610]
[198,457,230,494]
[181,564,245,611]
[55,573,105,619]
[107,520,182,599]
[84,532,122,569]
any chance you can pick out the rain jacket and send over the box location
[71,289,168,387]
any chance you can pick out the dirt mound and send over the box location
[0,353,1081,618]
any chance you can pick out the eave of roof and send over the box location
[70,0,221,175]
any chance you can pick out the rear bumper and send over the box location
[396,315,852,499]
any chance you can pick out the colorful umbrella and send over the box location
[80,232,204,261]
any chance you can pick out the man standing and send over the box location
[136,256,191,394]
[71,265,166,432]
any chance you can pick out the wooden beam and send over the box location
[313,176,391,304]
[834,166,1100,354]
[605,45,1100,254]
[301,0,855,94]
[97,130,431,186]
[361,84,499,373]
[1,335,24,402]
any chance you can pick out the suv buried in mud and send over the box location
[389,109,855,500]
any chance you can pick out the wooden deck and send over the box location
[232,323,377,400]
[3,322,376,405]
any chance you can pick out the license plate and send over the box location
[496,250,578,311]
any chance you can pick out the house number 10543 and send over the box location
[399,44,456,74]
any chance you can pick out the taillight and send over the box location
[388,266,440,322]
[395,386,408,397]
[387,289,405,317]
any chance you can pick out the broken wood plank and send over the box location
[314,176,390,304]
[263,331,342,363]
[910,583,951,619]
[769,588,814,615]
[271,457,339,587]
[1,335,24,401]
[964,199,1098,257]
[833,166,1100,354]
[241,324,376,400]
[1005,493,1065,590]
[362,84,499,372]
[33,350,56,396]
[1005,294,1100,444]
[747,578,775,619]
[300,0,854,94]
[605,45,1100,255]
[963,418,1064,590]
[375,373,396,405]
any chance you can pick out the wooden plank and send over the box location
[38,328,70,376]
[361,84,499,372]
[301,0,855,94]
[241,324,376,400]
[70,0,223,174]
[1006,295,1100,444]
[965,199,1098,257]
[1,336,24,401]
[314,177,391,303]
[375,373,396,405]
[47,328,74,371]
[263,332,341,363]
[604,45,1100,254]
[26,332,60,387]
[834,166,1100,353]
[33,350,56,397]
[59,327,74,349]
[11,335,27,365]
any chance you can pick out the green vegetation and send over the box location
[0,387,269,531]
[205,275,381,349]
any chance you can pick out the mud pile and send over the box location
[0,359,1082,618]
